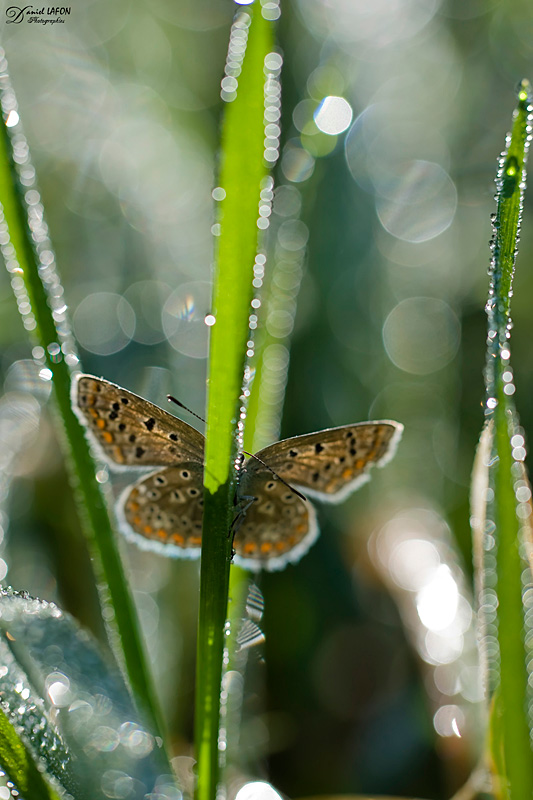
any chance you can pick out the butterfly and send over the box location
[71,374,403,571]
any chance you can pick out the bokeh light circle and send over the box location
[162,281,212,359]
[124,280,171,345]
[382,297,460,374]
[314,96,353,135]
[375,160,457,243]
[73,292,135,356]
[281,140,315,182]
[235,782,283,800]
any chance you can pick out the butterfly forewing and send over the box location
[251,421,403,501]
[73,374,205,469]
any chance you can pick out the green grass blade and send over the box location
[244,186,306,454]
[0,709,62,800]
[474,79,533,800]
[0,51,168,751]
[194,7,274,800]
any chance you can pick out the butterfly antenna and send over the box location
[242,451,307,502]
[167,395,206,424]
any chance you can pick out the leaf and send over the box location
[0,588,175,800]
[472,80,533,799]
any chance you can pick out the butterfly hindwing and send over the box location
[233,473,318,571]
[117,464,205,555]
[72,374,205,469]
[251,421,403,502]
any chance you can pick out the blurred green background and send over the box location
[2,0,533,797]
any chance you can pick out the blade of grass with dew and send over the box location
[225,178,309,769]
[471,79,533,800]
[195,7,274,800]
[0,52,169,754]
[244,182,307,454]
[0,709,62,800]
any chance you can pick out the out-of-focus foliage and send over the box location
[2,1,533,797]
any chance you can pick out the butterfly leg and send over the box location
[228,495,257,566]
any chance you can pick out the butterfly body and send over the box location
[72,374,403,571]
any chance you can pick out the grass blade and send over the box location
[194,7,275,800]
[472,79,533,799]
[0,51,168,750]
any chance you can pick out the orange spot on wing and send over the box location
[129,502,140,512]
[96,418,106,430]
[275,541,286,551]
[172,533,185,545]
[243,542,257,554]
[112,446,125,463]
[143,525,153,535]
[189,535,202,546]
[342,467,353,479]
[89,408,98,419]
[355,460,366,470]
[102,431,113,444]
[260,542,273,554]
[132,515,141,525]
[156,529,167,540]
[296,523,307,534]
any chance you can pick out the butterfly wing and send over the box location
[233,476,318,572]
[72,374,205,469]
[252,421,403,502]
[117,464,205,556]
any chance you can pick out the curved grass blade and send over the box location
[471,79,533,799]
[0,588,172,799]
[0,708,62,800]
[0,50,168,752]
[195,7,275,800]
